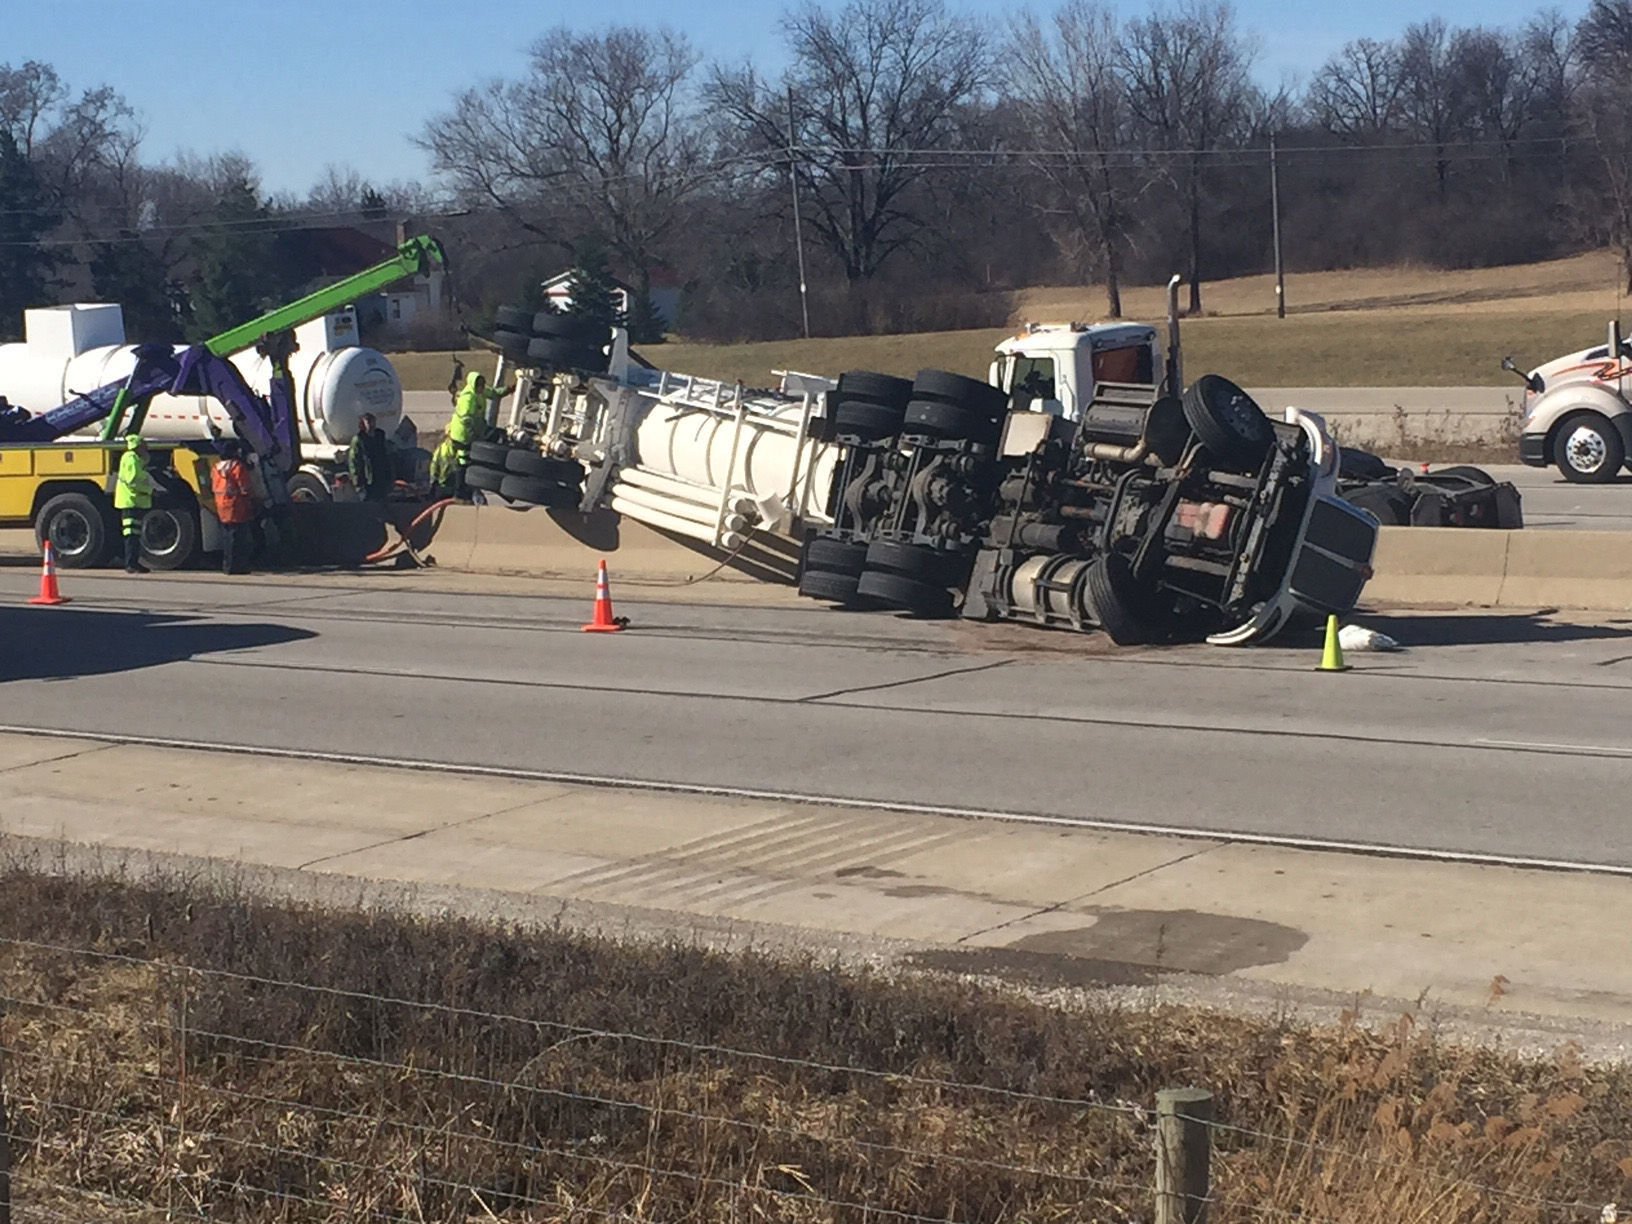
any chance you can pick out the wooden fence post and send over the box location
[1155,1086,1213,1224]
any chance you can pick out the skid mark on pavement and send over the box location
[799,659,1013,702]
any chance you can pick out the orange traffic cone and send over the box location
[582,559,625,633]
[28,541,70,606]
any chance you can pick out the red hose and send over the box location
[363,497,456,565]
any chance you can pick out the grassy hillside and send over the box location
[391,251,1629,390]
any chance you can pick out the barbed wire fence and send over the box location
[0,937,1617,1223]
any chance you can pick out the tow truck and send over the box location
[0,236,446,569]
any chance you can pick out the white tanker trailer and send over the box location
[0,303,404,499]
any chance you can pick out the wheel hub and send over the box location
[142,513,180,555]
[1565,426,1608,474]
[51,511,90,556]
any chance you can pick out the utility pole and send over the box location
[787,85,812,340]
[1270,134,1286,320]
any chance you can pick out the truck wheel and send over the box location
[468,441,510,468]
[464,466,507,493]
[864,538,949,582]
[498,474,581,507]
[140,507,198,571]
[494,305,533,331]
[504,448,583,481]
[798,568,864,605]
[1087,553,1157,646]
[36,492,113,569]
[1424,465,1494,485]
[1338,448,1393,481]
[1553,413,1624,483]
[533,313,605,344]
[805,536,867,577]
[1342,483,1412,526]
[287,471,331,503]
[836,371,914,410]
[912,369,1007,417]
[856,569,952,616]
[1183,375,1274,468]
[902,399,993,442]
[832,400,905,441]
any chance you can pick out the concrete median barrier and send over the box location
[292,500,800,585]
[1367,525,1632,611]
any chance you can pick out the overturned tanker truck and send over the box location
[473,278,1378,647]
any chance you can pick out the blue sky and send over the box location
[6,0,1592,196]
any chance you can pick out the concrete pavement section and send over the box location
[3,730,1631,1044]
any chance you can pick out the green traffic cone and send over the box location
[1318,614,1350,672]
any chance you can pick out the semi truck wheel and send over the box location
[1087,553,1157,645]
[494,305,533,331]
[798,568,864,605]
[1342,483,1412,526]
[35,492,113,569]
[832,400,905,440]
[498,474,581,507]
[532,313,605,345]
[503,448,583,481]
[1183,375,1274,468]
[864,538,949,582]
[468,441,510,468]
[140,507,198,571]
[464,465,507,493]
[836,371,913,409]
[1553,412,1624,483]
[856,569,952,616]
[911,369,1007,417]
[902,399,993,442]
[805,536,867,577]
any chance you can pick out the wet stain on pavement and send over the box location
[835,865,906,880]
[907,907,1307,990]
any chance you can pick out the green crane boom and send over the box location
[204,234,448,357]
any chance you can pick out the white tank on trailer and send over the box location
[0,303,403,457]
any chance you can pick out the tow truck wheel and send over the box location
[1553,413,1624,483]
[287,471,331,503]
[139,507,198,571]
[35,492,112,569]
[1183,375,1274,468]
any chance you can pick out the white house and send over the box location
[541,268,682,330]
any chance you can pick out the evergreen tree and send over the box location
[625,275,667,344]
[186,171,279,340]
[0,130,62,341]
[89,234,182,342]
[563,244,625,334]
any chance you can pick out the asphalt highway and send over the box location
[3,569,1631,870]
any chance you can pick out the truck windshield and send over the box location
[1009,356,1057,406]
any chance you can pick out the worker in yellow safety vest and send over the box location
[114,434,154,574]
[445,370,509,496]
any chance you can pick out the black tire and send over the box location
[468,440,510,468]
[464,465,507,493]
[35,492,113,569]
[499,474,581,508]
[496,330,534,359]
[139,506,198,571]
[1342,483,1413,526]
[836,371,913,409]
[902,399,995,442]
[527,336,585,364]
[494,306,533,331]
[1426,464,1495,485]
[912,369,1007,417]
[1552,412,1625,483]
[1338,448,1393,481]
[503,448,583,481]
[1086,553,1154,646]
[1183,375,1275,467]
[286,471,331,503]
[832,399,906,441]
[533,313,605,344]
[864,538,949,582]
[856,569,952,615]
[799,568,864,605]
[806,536,867,577]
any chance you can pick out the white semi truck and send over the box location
[0,303,404,501]
[1510,320,1632,482]
[462,278,1378,646]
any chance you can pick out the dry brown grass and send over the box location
[391,251,1630,392]
[2,863,1627,1223]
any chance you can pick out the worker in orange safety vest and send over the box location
[211,440,259,575]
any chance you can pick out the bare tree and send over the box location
[1396,20,1475,199]
[1005,3,1137,317]
[1308,38,1406,138]
[709,0,989,288]
[1577,0,1632,288]
[419,24,704,299]
[1120,1,1255,313]
[0,62,65,158]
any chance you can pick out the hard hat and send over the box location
[124,433,145,450]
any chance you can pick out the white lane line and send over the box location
[2,722,1631,879]
[1476,738,1632,758]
